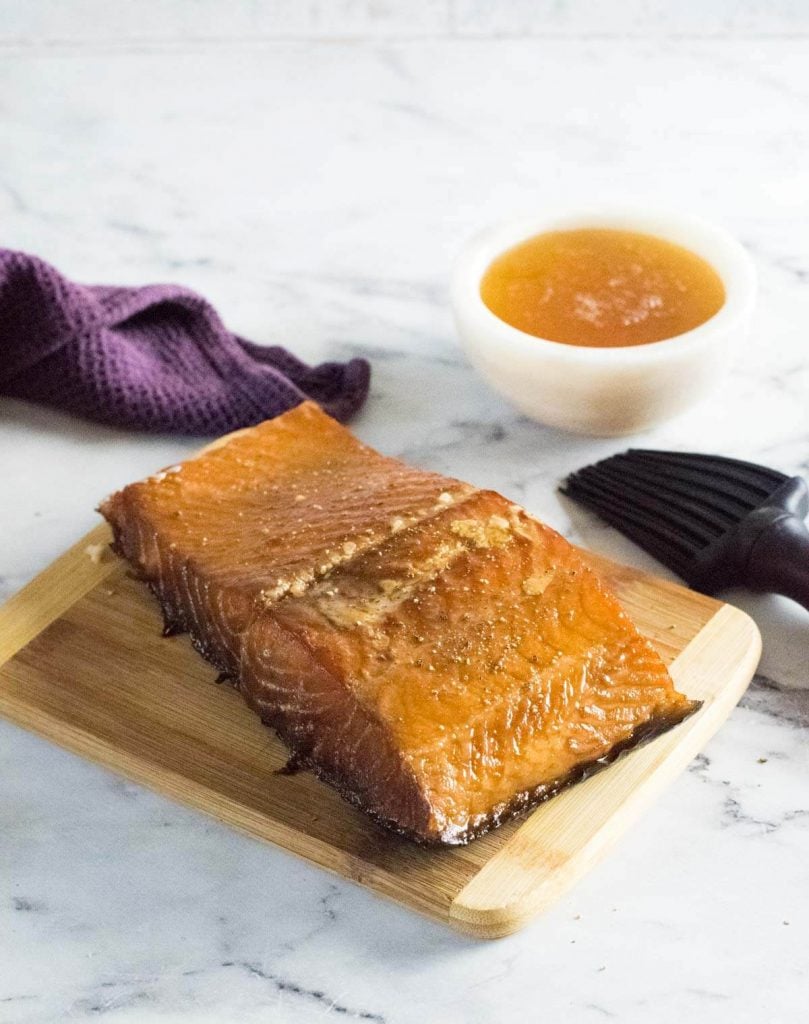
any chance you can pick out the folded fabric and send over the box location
[0,248,370,434]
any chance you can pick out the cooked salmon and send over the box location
[100,401,699,844]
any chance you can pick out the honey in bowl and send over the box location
[480,227,726,348]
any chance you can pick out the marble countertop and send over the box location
[2,7,808,1022]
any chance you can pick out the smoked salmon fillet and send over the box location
[100,401,699,844]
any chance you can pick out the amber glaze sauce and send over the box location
[480,227,726,348]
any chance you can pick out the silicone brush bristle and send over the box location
[561,450,788,577]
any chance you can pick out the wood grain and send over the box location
[0,526,760,937]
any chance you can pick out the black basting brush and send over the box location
[561,450,809,611]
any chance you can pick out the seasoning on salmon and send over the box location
[99,401,700,844]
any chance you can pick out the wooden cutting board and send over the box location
[0,524,760,938]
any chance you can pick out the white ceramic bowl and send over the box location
[451,210,757,436]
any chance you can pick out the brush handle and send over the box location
[744,512,809,611]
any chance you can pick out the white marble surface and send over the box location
[2,9,809,1023]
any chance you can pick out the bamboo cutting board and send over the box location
[0,524,760,938]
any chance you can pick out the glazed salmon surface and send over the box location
[101,401,699,844]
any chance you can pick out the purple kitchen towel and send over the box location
[0,248,370,434]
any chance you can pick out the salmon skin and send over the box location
[100,402,700,845]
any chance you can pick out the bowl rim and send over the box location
[451,207,757,366]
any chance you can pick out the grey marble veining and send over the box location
[2,1,809,44]
[1,19,808,1024]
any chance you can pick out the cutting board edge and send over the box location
[0,523,115,670]
[0,687,455,929]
